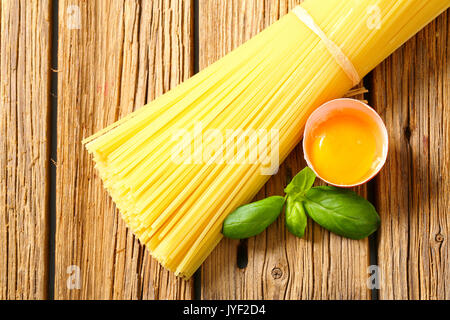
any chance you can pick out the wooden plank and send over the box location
[373,10,449,300]
[55,0,194,299]
[199,0,370,299]
[0,0,52,299]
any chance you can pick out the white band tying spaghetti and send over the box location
[292,6,361,86]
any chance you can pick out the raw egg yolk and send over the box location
[307,113,381,185]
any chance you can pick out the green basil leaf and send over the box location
[222,196,285,239]
[285,196,307,238]
[303,186,380,240]
[284,166,316,196]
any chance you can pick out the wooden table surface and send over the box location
[0,0,448,300]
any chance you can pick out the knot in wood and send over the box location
[271,267,283,279]
[435,234,444,242]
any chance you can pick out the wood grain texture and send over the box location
[199,0,370,299]
[0,0,52,299]
[372,10,449,300]
[55,0,194,299]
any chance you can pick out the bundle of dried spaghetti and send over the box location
[84,0,448,278]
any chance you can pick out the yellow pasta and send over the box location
[84,0,449,278]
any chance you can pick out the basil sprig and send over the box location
[222,167,381,240]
